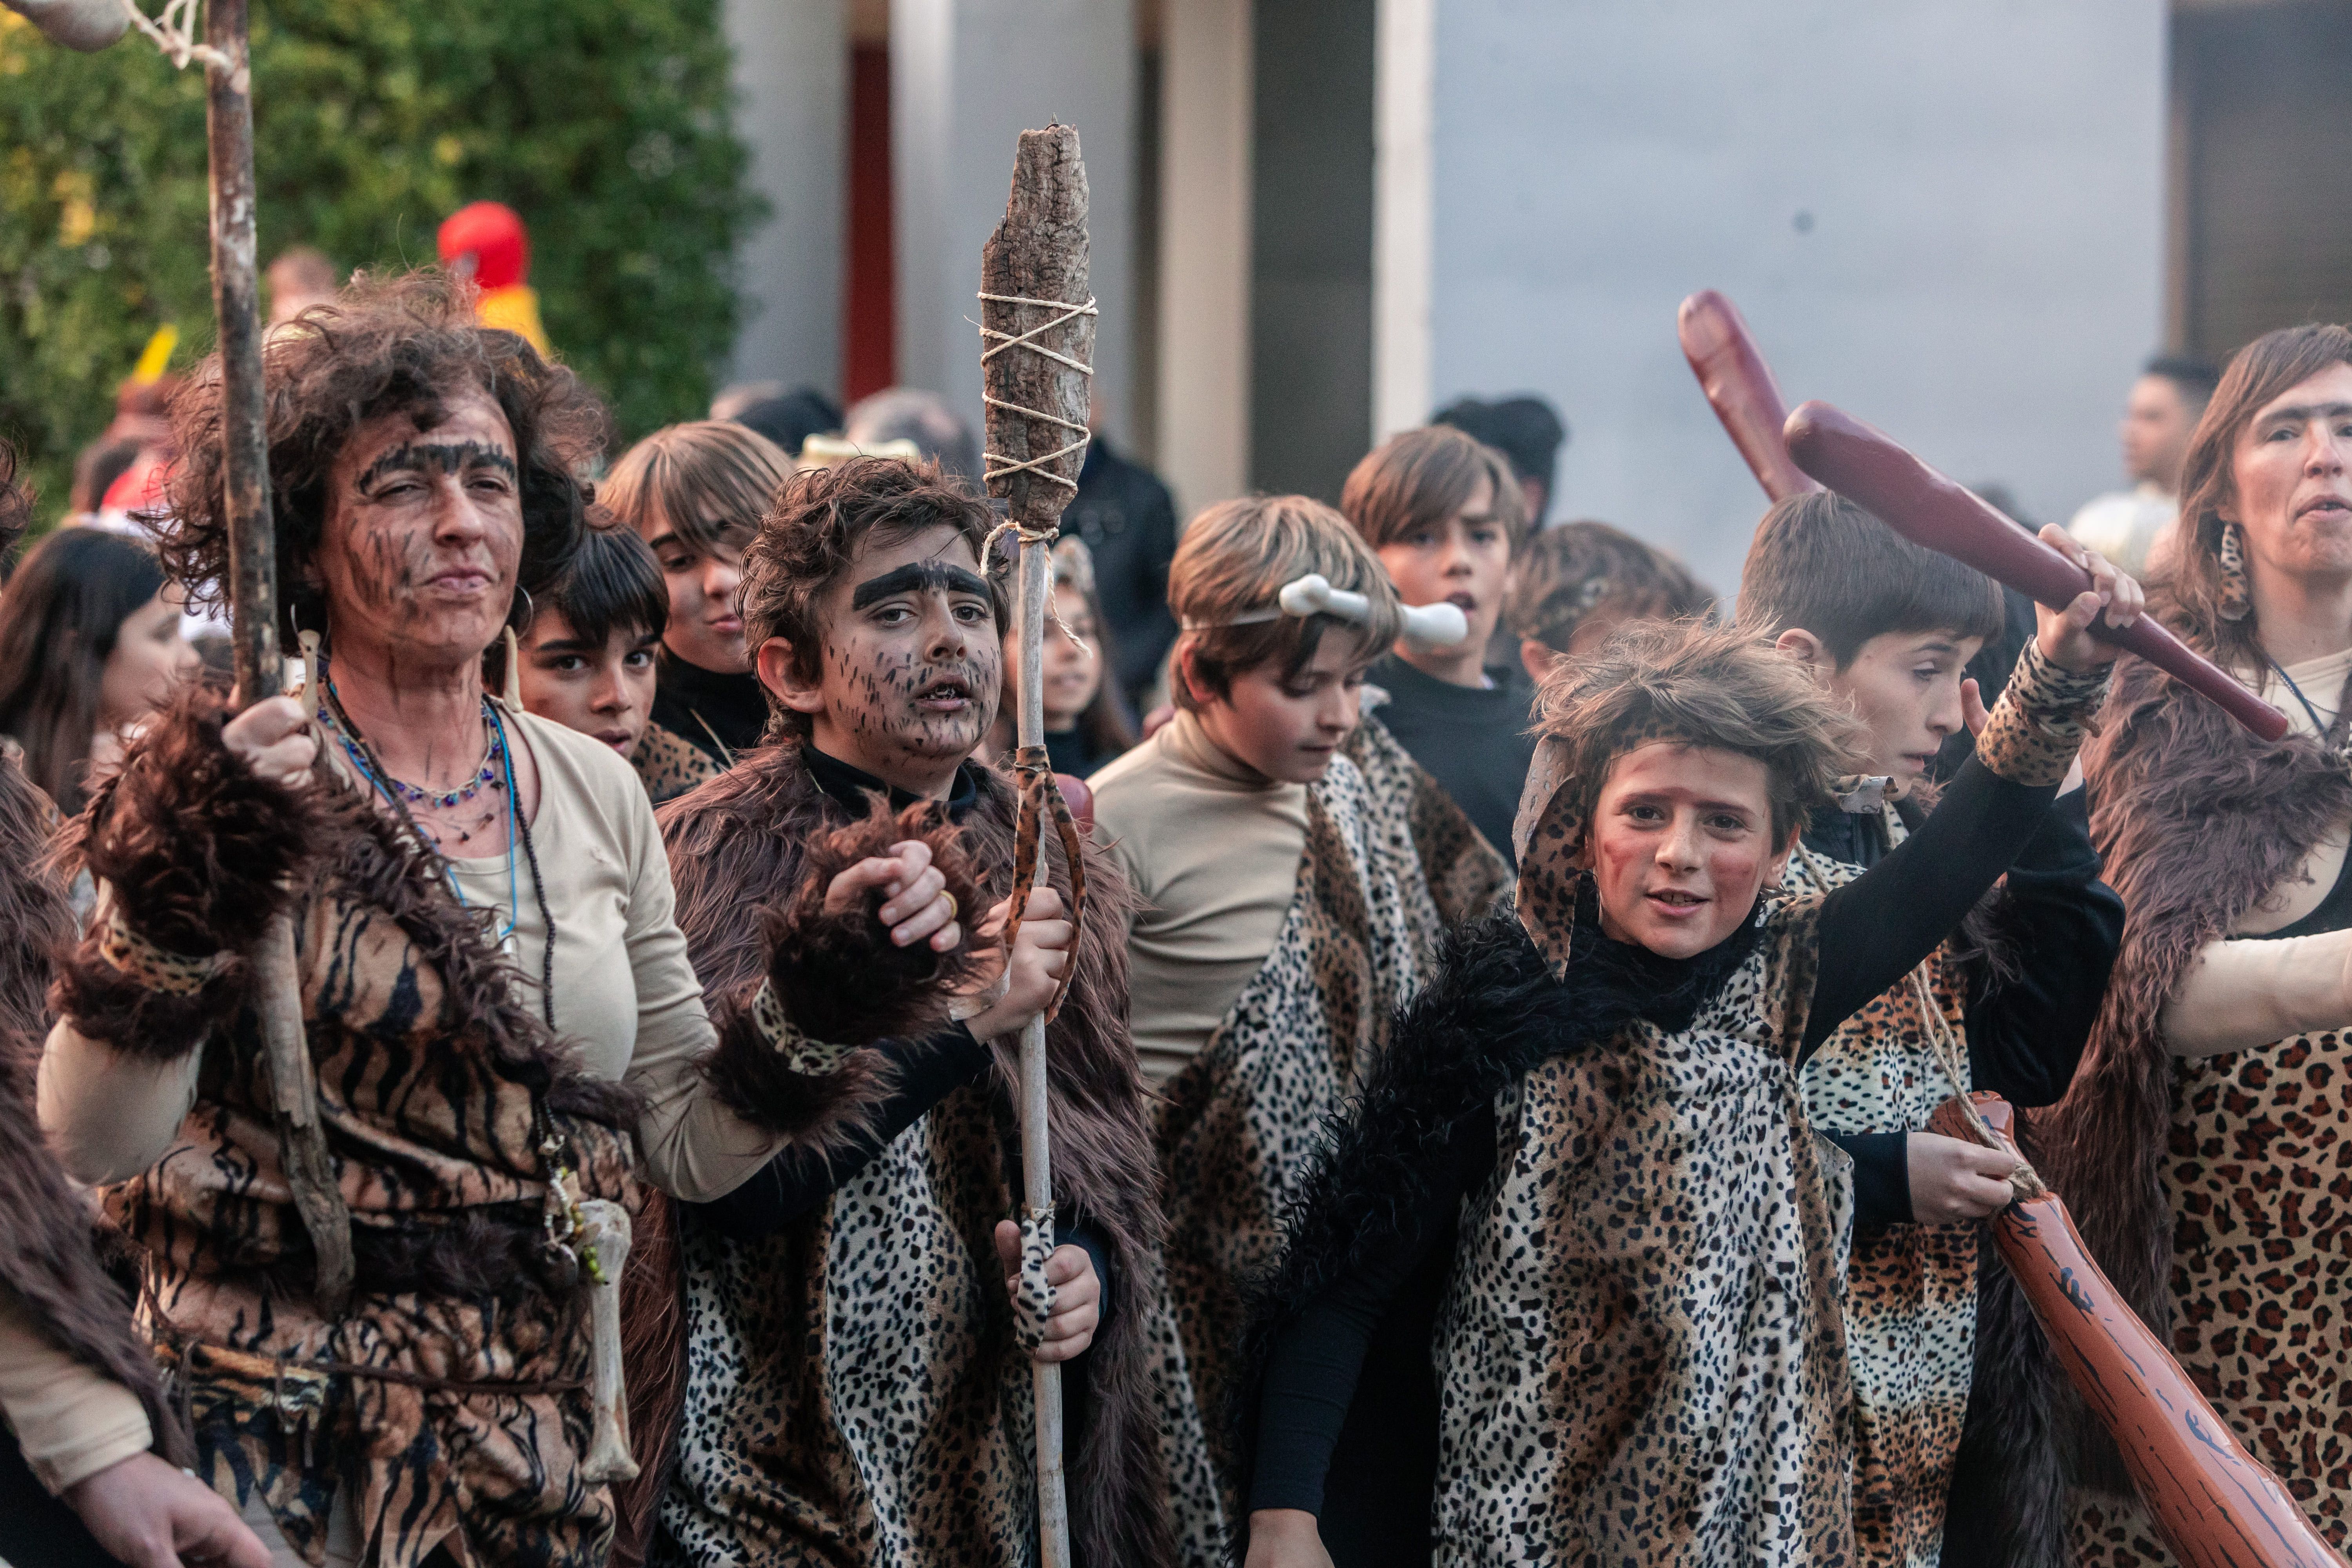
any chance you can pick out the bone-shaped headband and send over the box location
[1183,572,1470,650]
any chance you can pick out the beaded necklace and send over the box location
[318,701,505,813]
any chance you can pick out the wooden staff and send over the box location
[1676,290,1819,502]
[1784,399,2289,742]
[979,123,1096,1568]
[1929,1093,2347,1568]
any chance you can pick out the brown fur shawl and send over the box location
[639,739,1175,1568]
[0,752,192,1470]
[1952,650,2352,1567]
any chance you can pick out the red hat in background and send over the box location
[437,201,530,290]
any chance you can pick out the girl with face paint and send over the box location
[1237,588,2132,1568]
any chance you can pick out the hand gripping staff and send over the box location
[979,122,1097,1568]
[1927,1094,2348,1568]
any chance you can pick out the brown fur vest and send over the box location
[0,754,191,1470]
[1954,651,2352,1567]
[648,739,1180,1568]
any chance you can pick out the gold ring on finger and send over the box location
[939,891,958,922]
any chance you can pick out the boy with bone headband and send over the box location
[1735,493,2127,1568]
[642,456,1207,1567]
[1090,494,1510,1519]
[1234,546,2141,1568]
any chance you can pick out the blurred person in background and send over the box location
[601,419,793,771]
[1066,405,1181,714]
[1340,424,1538,866]
[265,245,339,328]
[2066,354,2221,575]
[0,527,197,815]
[483,512,718,804]
[712,381,842,463]
[1502,518,1713,680]
[438,199,553,356]
[985,536,1135,777]
[842,386,981,484]
[65,434,141,526]
[1433,392,1568,529]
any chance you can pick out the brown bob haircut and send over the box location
[741,456,1002,739]
[1169,494,1402,712]
[1341,424,1530,554]
[2162,322,2352,671]
[1529,619,1857,849]
[601,419,795,559]
[162,269,606,644]
[1735,489,2004,665]
[1506,520,1713,655]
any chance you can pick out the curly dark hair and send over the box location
[741,456,1002,739]
[161,269,608,644]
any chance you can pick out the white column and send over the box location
[1154,0,1253,519]
[722,0,847,395]
[1372,0,1435,443]
[892,0,1137,444]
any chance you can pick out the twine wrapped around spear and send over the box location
[979,122,1096,1568]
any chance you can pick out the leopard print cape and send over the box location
[651,741,1202,1568]
[1956,650,2352,1568]
[1152,717,1509,1518]
[1428,895,1856,1567]
[65,746,641,1568]
[1785,810,1978,1568]
[631,722,721,806]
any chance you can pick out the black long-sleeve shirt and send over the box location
[1811,793,2123,1230]
[1249,753,2064,1524]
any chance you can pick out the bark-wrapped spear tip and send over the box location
[981,124,1096,531]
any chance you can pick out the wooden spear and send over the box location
[194,0,354,1312]
[980,123,1096,1568]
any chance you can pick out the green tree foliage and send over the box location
[0,0,761,523]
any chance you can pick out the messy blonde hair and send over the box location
[1530,619,1855,846]
[1169,494,1403,711]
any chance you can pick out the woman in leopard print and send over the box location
[1958,324,2352,1568]
[1239,561,2133,1568]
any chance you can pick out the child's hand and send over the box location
[1961,676,1989,737]
[991,1220,1099,1363]
[957,887,1070,1042]
[2032,524,2144,672]
[1245,1510,1336,1568]
[822,838,964,953]
[1908,1131,2023,1223]
[64,1452,272,1568]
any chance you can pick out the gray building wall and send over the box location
[722,0,846,396]
[1427,0,2168,595]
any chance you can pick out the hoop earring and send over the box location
[510,586,535,635]
[2218,522,2252,622]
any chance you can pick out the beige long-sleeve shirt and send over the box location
[2162,648,2352,1055]
[38,704,770,1201]
[1089,711,1309,1084]
[0,1280,150,1496]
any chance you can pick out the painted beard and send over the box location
[831,644,1000,761]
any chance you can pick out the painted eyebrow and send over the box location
[2258,402,2352,425]
[355,441,517,492]
[850,562,992,610]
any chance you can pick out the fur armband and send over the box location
[53,696,325,1059]
[1975,637,2111,787]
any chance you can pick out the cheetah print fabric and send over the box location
[1971,640,2111,789]
[1787,817,1980,1568]
[1154,718,1508,1516]
[2067,1027,2352,1566]
[632,721,722,805]
[1430,896,1858,1567]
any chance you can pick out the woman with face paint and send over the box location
[641,455,1203,1568]
[1234,558,2135,1568]
[30,274,853,1568]
[1956,324,2352,1568]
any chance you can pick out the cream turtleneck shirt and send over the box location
[1090,710,1310,1084]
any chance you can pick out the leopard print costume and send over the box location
[1153,717,1509,1516]
[1786,815,1979,1568]
[54,704,640,1568]
[631,721,721,806]
[1430,896,1857,1567]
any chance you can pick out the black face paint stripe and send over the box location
[355,441,519,494]
[849,561,992,610]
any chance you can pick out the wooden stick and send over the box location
[1784,399,2290,742]
[1675,290,1819,502]
[202,0,353,1314]
[1929,1094,2348,1568]
[982,124,1095,1568]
